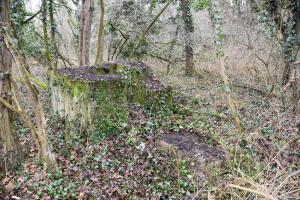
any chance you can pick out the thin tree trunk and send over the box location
[294,10,300,114]
[10,1,31,72]
[111,39,123,60]
[181,0,195,76]
[2,28,57,171]
[95,0,105,65]
[79,0,93,66]
[115,38,128,59]
[42,0,52,70]
[49,0,58,69]
[167,25,179,74]
[213,0,242,134]
[282,62,291,85]
[0,0,23,171]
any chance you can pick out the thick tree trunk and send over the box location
[95,0,105,64]
[79,0,93,66]
[0,0,23,171]
[181,0,194,76]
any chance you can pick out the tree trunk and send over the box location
[79,0,93,66]
[42,0,52,70]
[167,25,179,74]
[10,1,31,72]
[293,20,299,113]
[0,0,23,171]
[95,0,105,65]
[180,0,194,76]
[213,0,242,134]
[1,28,57,171]
[49,0,58,69]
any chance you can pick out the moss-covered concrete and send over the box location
[49,61,173,142]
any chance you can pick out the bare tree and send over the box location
[213,0,243,134]
[0,0,23,171]
[79,0,94,66]
[0,28,58,171]
[95,0,105,64]
[129,0,173,58]
[42,0,52,70]
[49,0,58,69]
[180,0,195,76]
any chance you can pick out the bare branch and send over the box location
[23,9,42,24]
[0,97,20,114]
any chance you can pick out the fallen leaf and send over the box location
[5,181,15,192]
[79,191,85,200]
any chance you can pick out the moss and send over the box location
[49,61,173,143]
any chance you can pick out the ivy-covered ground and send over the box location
[1,64,299,199]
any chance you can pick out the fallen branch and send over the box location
[294,61,300,65]
[227,184,277,200]
[234,83,268,95]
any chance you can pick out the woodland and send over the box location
[0,0,299,199]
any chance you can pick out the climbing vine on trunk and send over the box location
[0,0,23,172]
[212,0,243,134]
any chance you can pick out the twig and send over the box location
[234,83,268,95]
[272,170,300,196]
[129,0,173,58]
[227,184,277,200]
[108,23,129,40]
[23,9,41,24]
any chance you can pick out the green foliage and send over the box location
[144,87,174,119]
[193,0,210,11]
[10,1,44,59]
[32,173,78,199]
[180,0,195,33]
[252,0,299,65]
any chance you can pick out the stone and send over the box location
[49,61,173,141]
[159,133,226,165]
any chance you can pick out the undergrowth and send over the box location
[1,64,299,199]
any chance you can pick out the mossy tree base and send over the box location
[50,61,173,143]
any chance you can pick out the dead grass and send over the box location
[149,59,300,200]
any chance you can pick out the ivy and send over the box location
[251,0,299,67]
[193,0,210,11]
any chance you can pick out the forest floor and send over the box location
[1,62,299,199]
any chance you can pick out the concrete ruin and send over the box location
[49,61,173,141]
